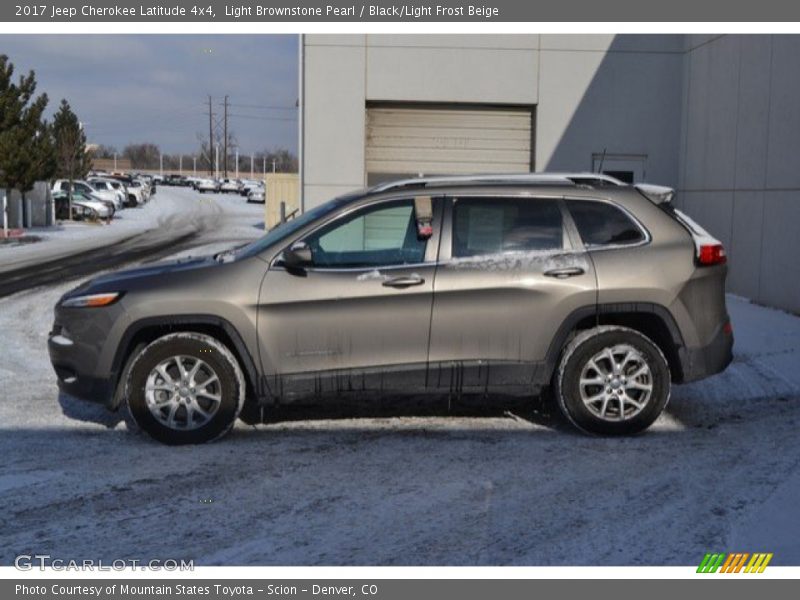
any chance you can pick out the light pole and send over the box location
[193,156,197,176]
[113,153,117,171]
[235,149,239,179]
[159,154,163,177]
[215,144,219,179]
[250,154,254,179]
[179,155,183,176]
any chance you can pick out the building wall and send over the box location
[302,34,683,208]
[302,33,800,313]
[677,35,800,313]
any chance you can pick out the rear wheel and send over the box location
[125,333,245,444]
[554,326,670,435]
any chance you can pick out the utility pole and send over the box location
[159,153,163,176]
[250,154,254,179]
[223,95,229,178]
[113,153,117,171]
[235,149,239,179]
[215,144,219,179]
[262,156,266,177]
[179,155,183,176]
[193,156,197,176]
[208,95,214,176]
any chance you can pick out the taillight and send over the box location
[698,243,727,266]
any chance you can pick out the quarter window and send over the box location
[452,197,564,257]
[304,199,427,268]
[566,199,645,247]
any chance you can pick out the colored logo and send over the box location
[697,552,773,573]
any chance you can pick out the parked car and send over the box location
[104,178,137,208]
[131,179,150,203]
[52,190,113,221]
[195,178,219,193]
[163,174,189,187]
[239,180,264,197]
[219,178,241,194]
[87,178,126,209]
[107,175,145,206]
[49,172,733,444]
[53,179,120,212]
[246,188,265,204]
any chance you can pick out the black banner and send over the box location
[4,0,800,22]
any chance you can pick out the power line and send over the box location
[225,102,296,111]
[226,113,297,122]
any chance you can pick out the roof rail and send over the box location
[370,172,627,193]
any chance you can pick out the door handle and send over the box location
[544,266,585,279]
[382,275,425,288]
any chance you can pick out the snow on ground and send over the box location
[1,197,799,565]
[0,188,265,273]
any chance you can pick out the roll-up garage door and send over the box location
[365,104,534,185]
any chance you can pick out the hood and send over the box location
[63,255,218,299]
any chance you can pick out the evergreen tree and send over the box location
[0,54,56,225]
[53,99,90,219]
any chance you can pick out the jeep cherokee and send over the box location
[48,173,733,444]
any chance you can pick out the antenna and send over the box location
[597,148,607,174]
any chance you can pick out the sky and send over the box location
[0,35,298,155]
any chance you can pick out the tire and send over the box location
[124,332,246,445]
[554,326,670,435]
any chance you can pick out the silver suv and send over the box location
[48,173,733,444]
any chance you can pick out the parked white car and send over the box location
[246,188,265,203]
[53,179,122,211]
[87,178,126,209]
[129,179,150,203]
[239,179,264,196]
[219,178,240,193]
[195,178,220,193]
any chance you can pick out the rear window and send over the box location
[453,197,564,257]
[566,199,645,247]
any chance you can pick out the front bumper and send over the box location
[48,333,114,406]
[48,302,125,408]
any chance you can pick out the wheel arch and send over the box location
[109,315,260,410]
[544,303,688,384]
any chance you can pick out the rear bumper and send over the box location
[680,320,734,383]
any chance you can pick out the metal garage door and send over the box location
[365,104,534,185]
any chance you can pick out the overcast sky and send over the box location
[0,35,298,155]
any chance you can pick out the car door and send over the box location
[257,196,441,398]
[427,194,597,393]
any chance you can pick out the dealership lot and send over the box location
[1,187,799,565]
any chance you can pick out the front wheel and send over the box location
[125,332,246,444]
[554,326,671,435]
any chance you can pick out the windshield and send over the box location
[234,192,360,260]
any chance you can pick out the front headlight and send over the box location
[61,292,123,308]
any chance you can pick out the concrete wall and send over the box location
[302,33,800,313]
[302,34,683,208]
[677,35,800,313]
[2,182,53,229]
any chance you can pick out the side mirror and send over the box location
[281,241,313,269]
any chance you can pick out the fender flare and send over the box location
[543,302,688,383]
[109,314,261,409]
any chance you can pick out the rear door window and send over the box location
[452,197,564,257]
[566,199,645,247]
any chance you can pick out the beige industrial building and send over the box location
[299,34,800,314]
